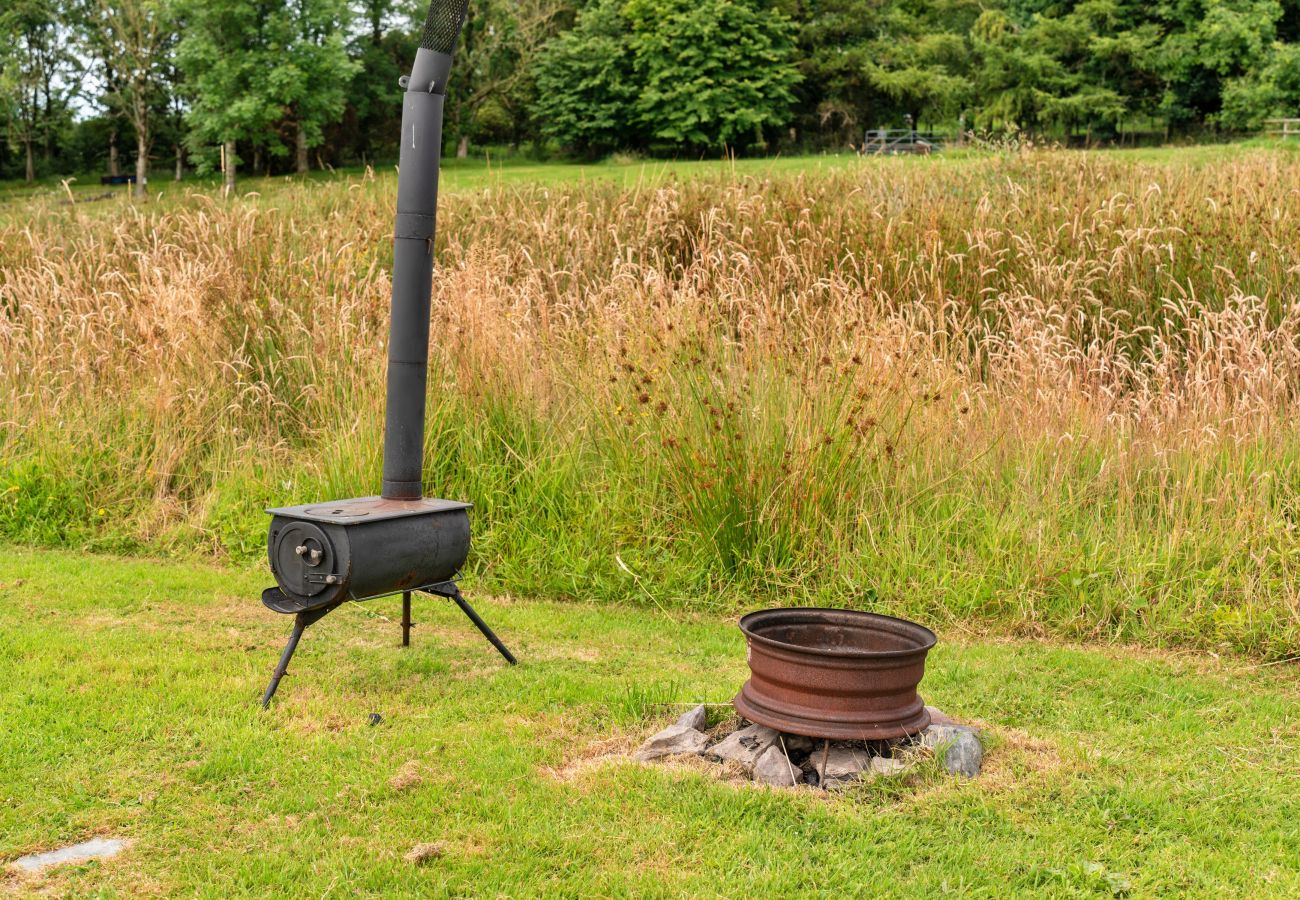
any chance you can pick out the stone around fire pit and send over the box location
[708,723,780,768]
[821,745,871,780]
[870,756,909,776]
[632,706,985,787]
[753,745,803,786]
[921,724,984,777]
[675,704,708,731]
[635,722,710,761]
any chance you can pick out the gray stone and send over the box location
[635,723,709,761]
[870,756,910,776]
[12,838,131,873]
[707,723,780,769]
[752,745,803,786]
[675,704,708,732]
[822,746,871,780]
[921,725,984,777]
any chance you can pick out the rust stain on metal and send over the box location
[734,608,936,740]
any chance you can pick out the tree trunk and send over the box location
[174,143,184,181]
[223,139,236,196]
[41,78,52,164]
[134,131,149,199]
[457,135,469,158]
[253,145,262,177]
[25,140,35,183]
[109,130,121,177]
[295,121,309,174]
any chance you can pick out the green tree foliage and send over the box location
[533,0,638,155]
[864,0,981,128]
[4,0,1300,180]
[974,1,1158,137]
[0,0,75,181]
[626,0,800,150]
[341,0,416,164]
[1219,40,1300,126]
[176,0,356,188]
[280,0,360,172]
[534,0,799,154]
[1156,0,1285,127]
[72,0,176,196]
[794,0,885,146]
[446,0,566,155]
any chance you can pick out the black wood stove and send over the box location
[258,0,515,708]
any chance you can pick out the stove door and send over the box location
[271,521,338,597]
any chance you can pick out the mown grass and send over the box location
[3,148,1300,657]
[1,546,1297,896]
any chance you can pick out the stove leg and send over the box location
[401,591,412,647]
[260,605,334,709]
[427,583,517,665]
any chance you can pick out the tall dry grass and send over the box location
[3,150,1299,655]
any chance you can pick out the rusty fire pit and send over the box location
[734,608,937,740]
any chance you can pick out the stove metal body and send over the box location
[264,497,470,613]
[258,0,516,708]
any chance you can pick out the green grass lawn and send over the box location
[7,139,1298,210]
[2,547,1296,896]
[0,151,920,212]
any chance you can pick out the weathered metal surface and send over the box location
[259,601,337,708]
[265,504,470,612]
[267,496,470,524]
[401,590,413,647]
[734,608,936,740]
[381,25,461,500]
[426,582,517,665]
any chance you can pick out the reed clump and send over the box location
[3,151,1299,656]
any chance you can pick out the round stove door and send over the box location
[272,522,336,597]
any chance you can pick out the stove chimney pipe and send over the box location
[382,0,469,500]
[256,0,516,709]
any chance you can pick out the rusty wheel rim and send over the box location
[735,608,936,740]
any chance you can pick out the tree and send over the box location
[796,0,891,147]
[533,0,638,155]
[1219,40,1300,127]
[75,0,176,197]
[627,0,800,151]
[341,0,414,164]
[277,0,358,173]
[865,0,981,129]
[447,0,566,157]
[0,1,74,182]
[972,1,1159,139]
[1155,0,1283,130]
[177,0,355,192]
[535,0,800,155]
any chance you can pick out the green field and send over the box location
[2,546,1297,896]
[6,146,1300,656]
[4,140,1295,208]
[3,147,1300,894]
